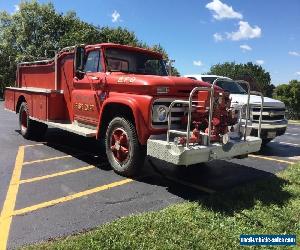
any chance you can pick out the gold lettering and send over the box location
[117,76,136,83]
[129,77,136,83]
[117,77,124,83]
[74,103,94,112]
[89,105,94,111]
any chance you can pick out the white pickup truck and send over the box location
[185,74,288,145]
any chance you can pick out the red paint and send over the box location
[4,43,225,145]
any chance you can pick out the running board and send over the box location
[30,117,97,137]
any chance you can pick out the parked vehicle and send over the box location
[4,44,262,176]
[185,74,287,145]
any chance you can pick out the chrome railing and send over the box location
[167,78,218,148]
[249,91,264,138]
[235,80,264,139]
[167,78,264,148]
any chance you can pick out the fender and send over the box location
[97,92,153,145]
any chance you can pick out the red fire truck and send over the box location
[4,43,263,176]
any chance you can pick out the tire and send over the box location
[19,102,48,140]
[105,117,146,176]
[262,138,272,146]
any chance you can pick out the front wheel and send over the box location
[105,117,146,177]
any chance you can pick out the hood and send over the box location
[230,94,285,108]
[106,73,218,96]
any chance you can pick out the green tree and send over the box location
[208,62,273,97]
[0,1,178,96]
[273,80,300,119]
[149,44,180,76]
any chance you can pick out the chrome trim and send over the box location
[54,52,58,90]
[17,44,84,67]
[251,111,285,116]
[237,80,251,140]
[18,59,53,66]
[249,91,264,138]
[167,100,189,143]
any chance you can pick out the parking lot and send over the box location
[0,101,299,249]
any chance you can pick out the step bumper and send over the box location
[147,136,262,166]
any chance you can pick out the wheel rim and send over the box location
[110,128,130,163]
[21,109,28,130]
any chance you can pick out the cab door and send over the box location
[72,49,105,127]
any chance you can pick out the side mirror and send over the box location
[74,45,85,79]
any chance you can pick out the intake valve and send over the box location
[191,121,201,143]
[174,121,202,145]
[220,133,229,144]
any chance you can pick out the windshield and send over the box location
[201,77,219,84]
[216,80,247,94]
[104,48,168,76]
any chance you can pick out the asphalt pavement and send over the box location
[0,101,299,249]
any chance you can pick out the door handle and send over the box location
[91,76,99,80]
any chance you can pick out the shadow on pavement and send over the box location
[258,142,300,158]
[22,127,292,215]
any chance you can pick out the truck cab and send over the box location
[185,74,287,145]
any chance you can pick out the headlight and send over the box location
[157,106,168,121]
[152,104,169,123]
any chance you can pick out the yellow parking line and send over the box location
[0,146,25,250]
[19,165,95,184]
[23,143,45,148]
[12,178,133,217]
[248,154,295,165]
[23,155,72,166]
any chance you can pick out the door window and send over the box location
[84,50,102,72]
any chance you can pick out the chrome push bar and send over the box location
[167,78,264,148]
[249,91,264,138]
[235,80,264,139]
[167,78,218,148]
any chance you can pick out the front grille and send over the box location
[253,115,284,121]
[251,106,285,122]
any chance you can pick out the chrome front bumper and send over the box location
[240,119,288,138]
[147,136,262,166]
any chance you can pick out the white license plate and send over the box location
[267,131,276,138]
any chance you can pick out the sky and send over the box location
[1,0,300,85]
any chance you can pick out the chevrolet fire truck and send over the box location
[4,43,263,176]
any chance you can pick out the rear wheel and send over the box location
[105,117,145,176]
[19,102,48,140]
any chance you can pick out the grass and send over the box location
[23,164,300,250]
